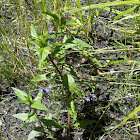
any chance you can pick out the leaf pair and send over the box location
[12,87,48,111]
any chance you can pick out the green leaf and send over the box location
[51,45,61,58]
[28,110,36,119]
[67,74,82,95]
[37,47,51,63]
[22,113,37,130]
[69,66,79,79]
[73,38,91,48]
[74,120,96,128]
[38,63,43,71]
[27,114,37,123]
[12,113,29,121]
[44,11,59,23]
[12,87,33,104]
[12,87,27,100]
[66,1,140,14]
[34,127,43,132]
[36,47,51,71]
[31,101,49,111]
[111,105,140,132]
[41,119,63,128]
[31,24,38,39]
[44,113,52,120]
[30,38,41,48]
[112,13,140,25]
[93,58,103,67]
[13,100,30,105]
[62,74,82,95]
[27,130,40,140]
[105,60,127,66]
[43,30,48,36]
[113,6,137,21]
[60,16,66,26]
[66,20,75,25]
[34,92,43,102]
[39,34,45,41]
[23,121,28,130]
[31,74,47,82]
[69,101,77,121]
[62,74,69,90]
[12,112,37,124]
[65,36,74,43]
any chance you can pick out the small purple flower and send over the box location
[30,47,33,50]
[126,93,132,100]
[25,48,28,51]
[45,88,50,93]
[50,38,55,43]
[39,88,43,93]
[49,84,53,89]
[85,97,90,102]
[91,94,96,99]
[127,97,131,101]
[35,120,39,126]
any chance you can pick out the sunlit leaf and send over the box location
[67,74,82,95]
[113,6,137,21]
[31,24,38,39]
[34,92,43,102]
[31,74,47,82]
[69,100,77,121]
[28,130,40,140]
[66,1,140,14]
[73,38,91,48]
[13,100,30,105]
[111,105,140,132]
[12,87,27,100]
[37,47,51,63]
[44,11,59,23]
[112,13,140,25]
[31,101,49,111]
[12,113,29,121]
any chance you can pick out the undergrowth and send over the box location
[0,0,140,140]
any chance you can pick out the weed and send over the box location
[1,0,140,140]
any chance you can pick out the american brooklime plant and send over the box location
[11,10,97,140]
[9,1,140,140]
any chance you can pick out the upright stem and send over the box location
[67,110,71,140]
[48,54,63,78]
[48,54,71,139]
[48,54,71,97]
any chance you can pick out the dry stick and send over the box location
[48,54,71,140]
